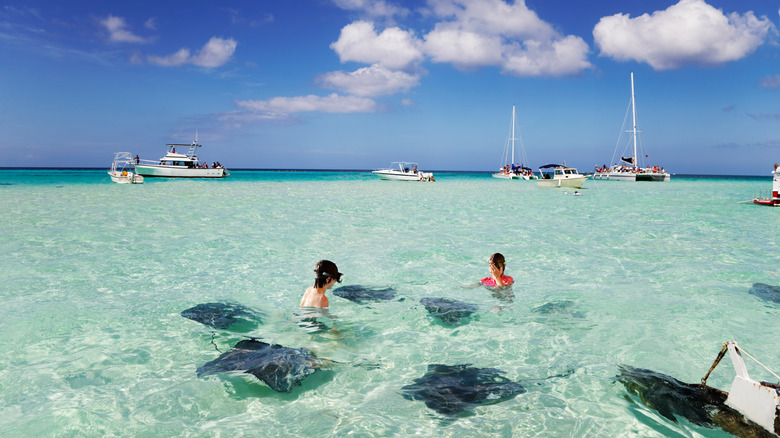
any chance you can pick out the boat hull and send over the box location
[593,172,670,182]
[108,171,144,184]
[537,176,587,188]
[492,173,537,180]
[134,164,226,178]
[372,170,423,181]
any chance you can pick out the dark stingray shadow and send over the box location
[181,302,264,332]
[749,283,780,304]
[197,339,325,393]
[531,300,585,318]
[332,285,397,304]
[401,364,526,416]
[420,297,478,327]
[615,365,774,436]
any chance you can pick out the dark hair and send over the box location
[489,253,506,273]
[314,260,341,288]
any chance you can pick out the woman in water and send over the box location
[480,253,513,288]
[300,260,342,308]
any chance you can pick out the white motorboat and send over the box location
[108,152,144,184]
[700,340,780,435]
[753,165,780,206]
[536,164,587,188]
[133,136,228,178]
[593,73,670,182]
[492,105,536,180]
[372,162,434,181]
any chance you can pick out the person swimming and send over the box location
[300,260,342,308]
[480,253,513,288]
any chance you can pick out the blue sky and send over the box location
[1,0,778,175]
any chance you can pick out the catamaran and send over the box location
[492,105,535,180]
[593,73,670,182]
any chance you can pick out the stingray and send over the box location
[401,364,526,415]
[197,339,324,393]
[332,285,397,304]
[181,302,264,331]
[616,365,773,436]
[749,283,780,304]
[420,297,478,326]
[532,300,584,318]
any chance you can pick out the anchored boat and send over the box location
[593,73,670,182]
[536,164,587,188]
[753,165,780,206]
[133,136,228,178]
[492,105,536,180]
[108,152,144,184]
[372,162,434,181]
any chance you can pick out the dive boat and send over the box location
[133,136,228,178]
[108,152,144,184]
[536,164,587,188]
[492,105,536,180]
[753,166,780,206]
[593,73,670,182]
[372,162,434,181]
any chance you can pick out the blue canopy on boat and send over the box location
[538,164,563,169]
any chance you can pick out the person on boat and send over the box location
[300,260,343,308]
[134,155,139,164]
[774,163,779,175]
[480,253,513,288]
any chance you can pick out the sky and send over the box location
[1,0,779,175]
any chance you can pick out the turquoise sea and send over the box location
[1,169,778,437]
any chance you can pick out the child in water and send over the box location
[300,260,342,308]
[480,253,513,288]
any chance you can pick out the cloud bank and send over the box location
[593,0,774,70]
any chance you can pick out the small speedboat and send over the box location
[372,162,434,181]
[108,152,144,184]
[536,164,587,188]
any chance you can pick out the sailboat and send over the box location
[492,105,536,180]
[593,73,670,182]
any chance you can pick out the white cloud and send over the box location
[332,0,409,20]
[759,75,780,89]
[503,35,592,76]
[236,93,377,114]
[593,0,774,70]
[318,64,421,96]
[101,15,148,43]
[330,21,423,70]
[423,25,504,67]
[427,0,556,41]
[422,0,591,75]
[148,37,237,68]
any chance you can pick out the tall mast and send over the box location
[631,72,637,168]
[511,104,516,166]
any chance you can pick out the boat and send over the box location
[536,164,587,188]
[699,340,780,435]
[133,136,228,178]
[593,73,670,182]
[753,165,780,206]
[372,162,434,181]
[108,152,144,184]
[492,105,536,180]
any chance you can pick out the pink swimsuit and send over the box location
[481,275,514,287]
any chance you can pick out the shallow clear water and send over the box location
[0,170,778,437]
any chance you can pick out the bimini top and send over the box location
[538,163,564,169]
